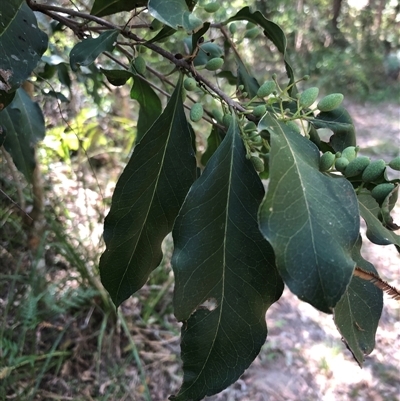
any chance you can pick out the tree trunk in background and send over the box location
[332,0,343,30]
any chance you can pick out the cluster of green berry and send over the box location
[320,146,400,204]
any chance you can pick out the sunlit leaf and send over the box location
[70,30,119,71]
[258,113,359,313]
[148,0,203,32]
[171,118,283,400]
[99,75,196,307]
[334,236,383,366]
[0,1,48,107]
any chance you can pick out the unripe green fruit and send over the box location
[244,121,257,132]
[186,14,203,31]
[335,157,349,173]
[134,56,146,75]
[250,156,264,173]
[319,151,336,172]
[212,109,223,124]
[205,57,224,71]
[299,87,319,109]
[184,77,197,91]
[244,27,260,39]
[371,183,395,204]
[150,19,163,31]
[223,114,233,127]
[190,103,204,122]
[344,156,370,177]
[246,22,256,29]
[257,81,276,98]
[361,159,386,182]
[341,146,359,162]
[317,93,344,112]
[253,105,266,117]
[250,135,263,146]
[388,156,400,171]
[204,2,220,13]
[285,120,300,134]
[229,23,237,35]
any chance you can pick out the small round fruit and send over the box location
[344,156,370,177]
[317,93,344,112]
[190,103,204,122]
[204,2,220,13]
[184,77,197,91]
[388,156,400,171]
[257,81,276,98]
[319,151,336,172]
[335,157,349,173]
[205,57,224,71]
[341,146,359,162]
[244,27,260,39]
[253,105,267,117]
[134,56,146,75]
[246,22,256,29]
[250,156,264,173]
[361,159,386,183]
[244,121,257,132]
[299,87,319,109]
[285,120,301,134]
[229,23,237,35]
[371,183,395,204]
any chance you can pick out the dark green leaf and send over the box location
[130,74,162,143]
[334,236,383,366]
[311,106,356,152]
[70,30,119,72]
[358,191,400,247]
[147,26,177,44]
[0,88,45,182]
[101,68,133,86]
[99,75,196,307]
[236,55,259,98]
[0,1,48,107]
[171,118,283,401]
[228,7,295,92]
[91,0,147,17]
[258,113,359,313]
[148,0,202,32]
[191,22,210,52]
[200,125,224,166]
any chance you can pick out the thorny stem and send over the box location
[27,1,248,117]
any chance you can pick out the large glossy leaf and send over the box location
[99,75,197,307]
[70,30,119,71]
[148,0,202,32]
[0,88,45,182]
[91,0,147,17]
[130,74,162,143]
[258,113,359,313]
[228,7,295,92]
[311,106,356,152]
[170,119,284,401]
[358,191,400,247]
[0,1,48,107]
[334,236,383,366]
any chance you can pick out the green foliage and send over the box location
[2,1,399,400]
